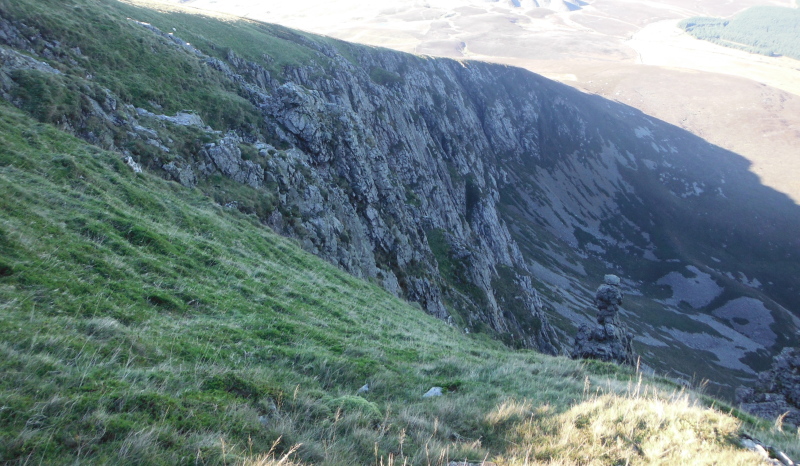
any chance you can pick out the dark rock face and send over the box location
[572,323,636,366]
[736,347,800,427]
[201,133,265,188]
[595,274,623,325]
[571,275,637,366]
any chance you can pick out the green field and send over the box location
[680,6,800,60]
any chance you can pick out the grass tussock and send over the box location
[499,388,755,464]
[0,60,798,464]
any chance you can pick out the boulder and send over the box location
[422,387,444,398]
[595,274,623,325]
[571,322,636,366]
[201,133,265,189]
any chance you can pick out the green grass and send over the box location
[0,0,262,131]
[1,99,798,464]
[111,1,330,77]
[369,67,405,87]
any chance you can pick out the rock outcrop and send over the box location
[736,347,800,427]
[571,275,637,366]
[595,274,623,325]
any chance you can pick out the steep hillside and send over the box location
[0,94,797,465]
[1,0,799,400]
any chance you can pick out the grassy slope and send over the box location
[0,0,797,463]
[0,100,797,464]
[0,0,339,138]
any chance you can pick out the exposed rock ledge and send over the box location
[737,347,800,428]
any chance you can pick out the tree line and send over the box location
[679,6,800,61]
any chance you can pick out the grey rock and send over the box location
[571,274,637,366]
[751,444,772,462]
[406,277,450,321]
[201,133,264,188]
[422,387,443,398]
[124,156,142,173]
[0,46,61,75]
[379,269,401,297]
[132,123,159,139]
[740,437,758,451]
[153,111,208,128]
[0,17,32,51]
[356,383,369,394]
[739,434,794,466]
[737,347,800,427]
[571,322,636,366]
[162,162,197,188]
[595,275,623,325]
[145,138,170,152]
[773,450,794,466]
[604,274,621,286]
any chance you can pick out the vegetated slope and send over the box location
[1,99,797,465]
[679,6,800,60]
[1,0,799,400]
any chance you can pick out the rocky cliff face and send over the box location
[1,1,799,392]
[260,53,570,353]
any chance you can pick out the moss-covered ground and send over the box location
[0,99,798,464]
